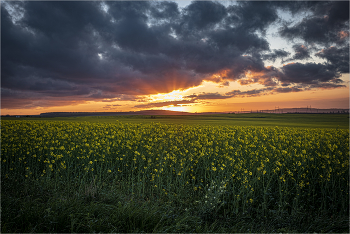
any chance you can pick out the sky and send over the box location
[1,0,349,115]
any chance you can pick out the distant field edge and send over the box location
[1,113,349,129]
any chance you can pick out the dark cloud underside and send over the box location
[1,1,349,109]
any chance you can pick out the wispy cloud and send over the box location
[134,100,195,108]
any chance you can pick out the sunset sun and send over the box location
[163,105,186,112]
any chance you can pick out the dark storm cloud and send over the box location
[226,1,278,34]
[185,82,341,101]
[234,66,282,87]
[225,88,273,97]
[286,44,311,61]
[2,1,119,84]
[150,1,180,20]
[279,17,329,45]
[181,1,227,31]
[279,62,340,84]
[272,87,302,93]
[186,87,276,100]
[237,66,345,90]
[1,87,90,109]
[278,1,349,45]
[308,83,346,89]
[315,46,349,73]
[262,49,290,62]
[185,92,233,100]
[1,1,349,109]
[208,28,270,54]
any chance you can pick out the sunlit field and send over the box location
[1,119,349,233]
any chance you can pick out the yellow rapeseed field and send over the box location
[1,120,349,214]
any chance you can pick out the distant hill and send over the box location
[239,108,349,114]
[37,108,348,117]
[37,110,215,117]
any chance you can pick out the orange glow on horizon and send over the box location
[2,74,349,115]
[147,86,202,102]
[149,89,184,102]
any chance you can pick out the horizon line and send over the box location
[2,107,349,117]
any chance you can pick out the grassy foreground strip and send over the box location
[1,120,349,233]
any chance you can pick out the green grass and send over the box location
[4,113,349,128]
[3,176,348,233]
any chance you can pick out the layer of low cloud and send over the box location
[262,49,290,63]
[1,1,348,109]
[134,100,195,109]
[184,83,345,101]
[284,44,310,62]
